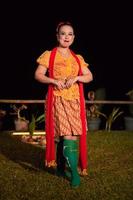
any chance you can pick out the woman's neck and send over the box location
[57,47,70,58]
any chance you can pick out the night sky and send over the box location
[0,1,132,100]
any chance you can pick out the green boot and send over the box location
[56,138,71,179]
[63,139,80,187]
[56,137,66,177]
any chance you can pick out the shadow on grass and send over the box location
[0,132,56,175]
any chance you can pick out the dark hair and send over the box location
[56,21,73,33]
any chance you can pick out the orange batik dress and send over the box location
[37,48,89,174]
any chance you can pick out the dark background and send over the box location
[0,1,132,100]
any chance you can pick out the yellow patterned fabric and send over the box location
[37,50,89,100]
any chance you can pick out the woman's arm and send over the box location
[34,65,66,90]
[77,67,93,83]
[34,65,55,84]
[65,67,93,88]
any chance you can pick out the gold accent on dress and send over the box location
[78,168,88,176]
[45,160,57,168]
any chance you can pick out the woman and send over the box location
[35,21,93,187]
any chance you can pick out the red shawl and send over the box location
[45,47,87,172]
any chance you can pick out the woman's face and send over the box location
[57,25,75,48]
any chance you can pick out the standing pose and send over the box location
[35,21,93,187]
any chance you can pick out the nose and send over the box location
[65,34,69,38]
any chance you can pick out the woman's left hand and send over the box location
[65,76,78,88]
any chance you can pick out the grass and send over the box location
[0,131,133,200]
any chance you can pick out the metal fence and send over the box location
[0,99,133,131]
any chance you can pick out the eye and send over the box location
[59,32,65,35]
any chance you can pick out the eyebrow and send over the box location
[59,31,73,34]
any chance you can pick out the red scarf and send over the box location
[45,47,87,171]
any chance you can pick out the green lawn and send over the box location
[0,131,133,200]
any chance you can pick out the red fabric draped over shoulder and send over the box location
[45,47,57,167]
[45,47,88,173]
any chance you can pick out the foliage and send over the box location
[29,113,45,136]
[105,107,123,132]
[10,104,28,121]
[10,105,45,134]
[126,89,133,117]
[87,91,106,119]
[0,109,6,130]
[0,109,6,119]
[94,87,106,111]
[126,89,133,97]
